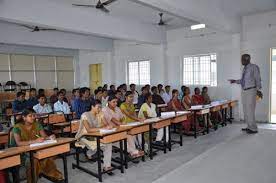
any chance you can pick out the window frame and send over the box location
[182,53,217,87]
[127,60,151,85]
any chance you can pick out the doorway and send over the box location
[270,49,276,123]
[89,64,102,92]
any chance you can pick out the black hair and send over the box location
[157,84,163,88]
[130,83,135,88]
[151,86,157,92]
[92,99,102,107]
[125,91,133,97]
[60,88,66,93]
[115,90,121,95]
[172,89,178,95]
[16,91,25,98]
[38,89,45,95]
[194,87,200,93]
[57,91,64,96]
[38,94,46,99]
[53,87,59,91]
[141,86,146,91]
[110,85,115,89]
[30,88,36,92]
[108,95,117,102]
[165,85,171,89]
[145,93,152,101]
[22,108,36,117]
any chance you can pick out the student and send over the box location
[50,88,59,105]
[151,86,165,105]
[54,91,70,114]
[115,90,124,107]
[162,85,172,104]
[11,109,63,183]
[138,93,169,144]
[26,88,38,108]
[178,85,186,100]
[70,88,80,109]
[103,84,108,90]
[117,85,126,102]
[75,100,114,173]
[157,84,164,95]
[33,94,53,114]
[168,89,184,111]
[192,87,204,105]
[144,84,151,93]
[201,86,211,104]
[120,91,144,124]
[12,91,27,113]
[130,84,139,104]
[108,85,116,96]
[94,89,103,100]
[137,86,148,108]
[101,89,109,107]
[103,96,144,158]
[182,87,192,110]
[72,87,92,119]
[60,88,69,103]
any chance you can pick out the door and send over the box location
[270,48,276,123]
[89,64,102,92]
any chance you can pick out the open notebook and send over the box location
[120,122,141,127]
[99,128,117,134]
[30,139,57,148]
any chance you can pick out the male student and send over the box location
[50,88,59,105]
[12,92,27,113]
[137,86,148,108]
[54,91,70,114]
[108,85,116,96]
[151,86,165,105]
[33,94,53,114]
[26,88,38,108]
[73,87,92,119]
[130,84,139,104]
[162,85,172,104]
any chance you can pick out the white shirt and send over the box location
[54,100,70,114]
[33,103,53,114]
[138,103,157,118]
[133,91,139,105]
[162,92,172,104]
[101,96,109,107]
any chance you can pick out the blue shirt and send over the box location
[26,97,38,108]
[137,95,146,108]
[237,63,262,90]
[72,98,91,119]
[12,99,28,113]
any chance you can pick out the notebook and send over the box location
[161,112,176,118]
[99,128,117,134]
[30,139,57,147]
[120,122,141,127]
[191,105,203,110]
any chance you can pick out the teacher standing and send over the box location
[229,54,262,134]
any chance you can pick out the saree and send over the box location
[12,122,63,183]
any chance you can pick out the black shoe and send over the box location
[246,129,258,134]
[241,128,248,131]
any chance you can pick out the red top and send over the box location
[192,94,204,105]
[168,98,184,111]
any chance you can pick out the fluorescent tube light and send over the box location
[191,24,206,30]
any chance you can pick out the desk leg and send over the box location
[179,123,183,146]
[123,139,128,169]
[96,137,102,182]
[62,153,68,183]
[206,113,210,134]
[168,126,171,151]
[230,106,233,122]
[141,132,145,162]
[194,112,197,139]
[163,127,167,154]
[149,124,153,160]
[119,140,125,173]
[30,151,35,183]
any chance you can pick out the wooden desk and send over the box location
[228,100,238,122]
[0,146,28,182]
[28,138,74,183]
[73,127,129,182]
[170,112,190,146]
[189,106,210,138]
[0,132,8,145]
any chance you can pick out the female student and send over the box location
[201,87,211,104]
[138,93,169,144]
[75,100,115,173]
[102,96,144,158]
[101,89,109,107]
[192,87,204,105]
[11,109,63,183]
[168,89,184,111]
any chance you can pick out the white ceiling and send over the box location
[68,0,199,30]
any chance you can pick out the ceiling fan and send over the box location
[157,13,173,26]
[20,25,57,32]
[72,0,117,13]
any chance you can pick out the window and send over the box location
[183,53,217,86]
[128,60,150,85]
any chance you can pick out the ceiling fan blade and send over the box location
[72,4,96,7]
[39,28,57,31]
[20,24,34,30]
[163,17,173,24]
[102,0,117,6]
[100,6,110,13]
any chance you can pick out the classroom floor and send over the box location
[38,122,276,183]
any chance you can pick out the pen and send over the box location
[35,134,41,138]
